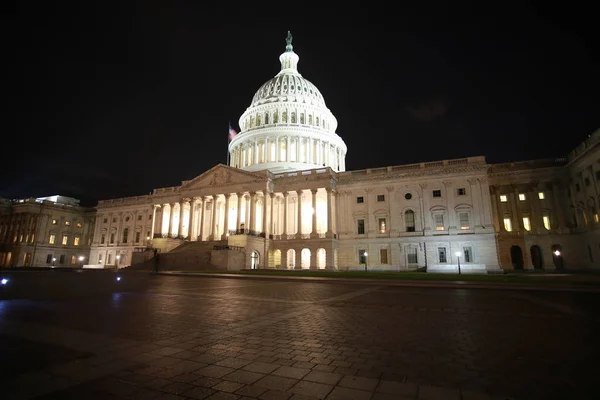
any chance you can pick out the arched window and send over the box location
[265,113,270,124]
[405,210,415,232]
[122,228,129,243]
[282,110,287,123]
[300,113,305,124]
[273,110,279,123]
[256,114,262,126]
[291,112,297,123]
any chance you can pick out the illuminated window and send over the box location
[438,247,447,263]
[19,234,23,242]
[538,192,545,200]
[62,235,68,245]
[459,212,470,230]
[76,222,82,228]
[519,193,526,201]
[595,213,599,224]
[30,234,35,243]
[378,218,387,233]
[500,195,507,202]
[357,219,365,235]
[380,248,388,264]
[503,218,513,232]
[523,217,531,231]
[543,215,551,230]
[434,214,444,231]
[52,219,58,225]
[49,234,56,244]
[65,220,70,226]
[71,255,76,264]
[74,236,80,246]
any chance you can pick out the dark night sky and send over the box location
[3,1,598,206]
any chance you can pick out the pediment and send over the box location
[181,164,268,190]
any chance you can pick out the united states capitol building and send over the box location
[1,34,599,273]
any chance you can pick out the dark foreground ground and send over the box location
[0,270,599,400]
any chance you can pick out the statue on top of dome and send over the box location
[285,31,293,52]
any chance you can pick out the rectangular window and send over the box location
[71,255,76,264]
[538,192,545,200]
[357,219,365,235]
[378,218,386,233]
[543,215,551,230]
[438,247,447,263]
[59,255,65,264]
[457,188,466,196]
[112,218,116,223]
[62,235,68,245]
[110,233,115,244]
[432,190,442,198]
[358,249,367,264]
[101,234,105,244]
[518,193,526,201]
[434,214,444,231]
[74,236,80,246]
[463,246,473,263]
[377,194,385,202]
[46,254,52,264]
[49,234,56,244]
[76,222,82,228]
[147,231,151,240]
[500,195,508,202]
[148,214,152,220]
[135,231,141,243]
[98,254,103,263]
[52,219,57,225]
[65,220,70,226]
[405,211,415,232]
[523,217,531,231]
[380,248,388,264]
[504,218,513,232]
[137,215,142,220]
[103,218,108,223]
[407,247,418,264]
[459,212,470,230]
[356,196,364,204]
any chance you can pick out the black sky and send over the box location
[3,1,598,206]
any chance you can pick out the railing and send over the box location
[341,156,485,178]
[301,234,311,239]
[153,233,185,240]
[228,229,263,237]
[213,245,245,251]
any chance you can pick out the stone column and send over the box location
[236,193,243,232]
[211,196,217,240]
[311,189,318,238]
[188,199,195,240]
[286,136,291,161]
[270,193,276,235]
[283,191,288,236]
[510,186,523,231]
[262,193,268,236]
[178,200,185,238]
[150,205,158,238]
[254,141,259,165]
[198,198,205,241]
[489,186,502,232]
[222,194,231,240]
[551,180,567,230]
[248,192,255,231]
[296,190,303,235]
[296,136,301,163]
[419,184,430,231]
[326,188,333,237]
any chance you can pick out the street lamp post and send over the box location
[364,251,368,272]
[52,257,56,267]
[455,251,462,275]
[78,255,84,268]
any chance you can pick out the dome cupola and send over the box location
[228,32,347,174]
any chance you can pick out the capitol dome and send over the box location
[228,32,347,174]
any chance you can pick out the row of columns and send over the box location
[231,136,345,171]
[154,188,335,241]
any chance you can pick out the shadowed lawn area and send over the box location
[176,270,600,286]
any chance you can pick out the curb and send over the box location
[154,272,600,292]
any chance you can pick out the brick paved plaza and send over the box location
[0,271,599,400]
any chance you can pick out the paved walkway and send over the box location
[1,272,598,399]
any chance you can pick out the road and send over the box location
[0,273,598,399]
